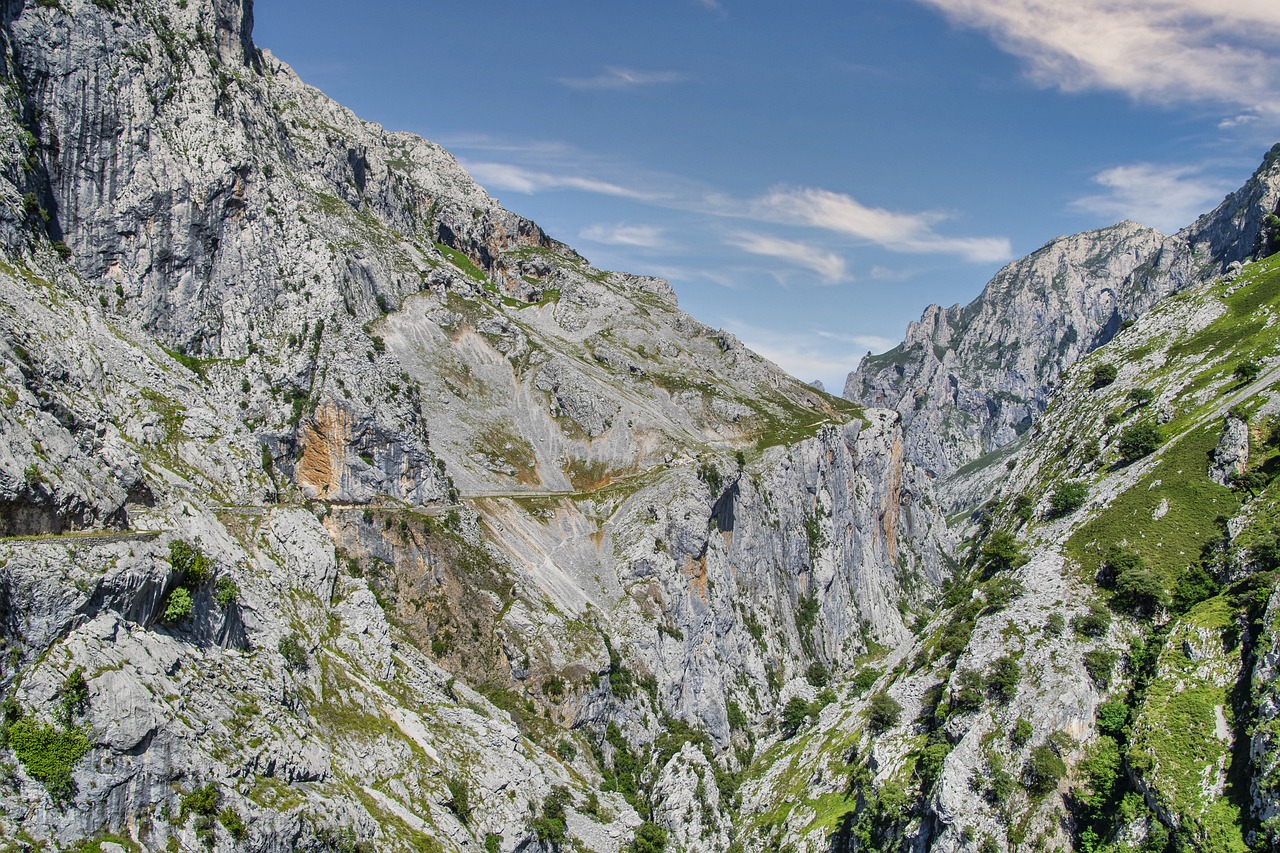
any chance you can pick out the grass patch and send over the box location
[1067,420,1238,586]
[435,242,488,284]
[1128,596,1245,848]
[750,390,865,452]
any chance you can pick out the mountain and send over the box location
[0,0,947,850]
[1,0,1279,851]
[845,149,1280,499]
[781,249,1280,853]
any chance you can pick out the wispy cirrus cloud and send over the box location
[580,223,670,249]
[1070,162,1233,233]
[724,232,849,283]
[455,140,1010,264]
[557,67,688,91]
[914,0,1280,115]
[815,329,898,353]
[460,161,665,202]
[742,187,1012,263]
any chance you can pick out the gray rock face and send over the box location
[1180,144,1280,268]
[0,0,956,849]
[845,222,1192,484]
[844,149,1280,498]
[1250,587,1280,831]
[1208,414,1250,486]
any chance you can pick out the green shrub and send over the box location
[484,834,502,853]
[1011,717,1033,747]
[809,688,837,717]
[866,691,902,733]
[632,821,667,853]
[213,576,239,609]
[1076,736,1121,809]
[1113,563,1167,614]
[976,530,1028,576]
[850,667,879,696]
[1247,539,1280,571]
[532,787,570,847]
[57,666,89,727]
[169,540,211,587]
[1231,469,1269,499]
[780,696,811,739]
[1011,493,1035,523]
[1127,388,1155,407]
[981,579,1024,612]
[1103,546,1167,613]
[697,462,723,495]
[1072,603,1111,638]
[6,716,90,802]
[1082,649,1118,688]
[556,739,577,761]
[1045,612,1065,636]
[162,586,193,623]
[1095,699,1129,738]
[988,655,1020,704]
[1090,364,1118,389]
[795,594,819,632]
[446,776,471,824]
[278,633,309,672]
[917,736,952,788]
[983,752,1015,805]
[181,781,220,818]
[1117,421,1161,463]
[805,661,830,688]
[218,806,248,841]
[935,614,975,658]
[1023,744,1066,798]
[1048,481,1088,518]
[950,668,985,713]
[1234,359,1261,384]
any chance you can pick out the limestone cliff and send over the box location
[844,149,1280,492]
[0,0,951,850]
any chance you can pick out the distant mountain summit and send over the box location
[845,148,1280,495]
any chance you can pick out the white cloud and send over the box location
[459,148,1010,264]
[1219,112,1259,130]
[724,232,849,283]
[1069,163,1233,233]
[868,265,918,281]
[557,67,687,91]
[743,187,1012,263]
[813,329,898,352]
[460,161,663,202]
[580,223,669,249]
[915,0,1280,114]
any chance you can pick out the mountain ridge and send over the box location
[1,0,1279,851]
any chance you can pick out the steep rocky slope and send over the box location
[748,248,1280,853]
[844,148,1280,495]
[0,0,951,850]
[3,1,1280,852]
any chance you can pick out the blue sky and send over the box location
[255,0,1280,390]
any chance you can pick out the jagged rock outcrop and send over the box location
[844,222,1191,484]
[845,149,1280,495]
[1208,414,1250,486]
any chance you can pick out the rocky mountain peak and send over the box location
[1180,141,1280,267]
